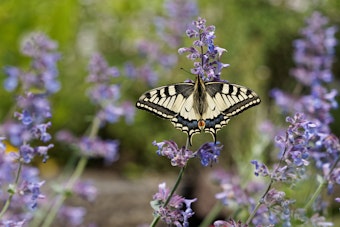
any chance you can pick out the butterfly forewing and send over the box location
[205,82,260,117]
[136,83,194,119]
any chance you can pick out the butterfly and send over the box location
[136,75,260,145]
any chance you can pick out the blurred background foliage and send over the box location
[0,0,340,176]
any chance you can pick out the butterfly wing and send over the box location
[136,82,194,120]
[203,82,261,142]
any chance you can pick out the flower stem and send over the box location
[199,201,224,227]
[41,156,88,227]
[0,161,23,219]
[304,154,340,210]
[246,179,273,225]
[40,116,101,227]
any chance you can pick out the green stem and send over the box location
[304,155,340,210]
[246,179,273,225]
[0,161,23,218]
[198,202,224,227]
[40,116,101,227]
[41,156,88,227]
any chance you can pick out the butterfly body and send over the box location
[136,75,260,145]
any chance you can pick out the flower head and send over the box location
[87,53,135,125]
[153,140,194,167]
[196,142,222,166]
[4,32,61,93]
[178,17,230,81]
[151,182,196,227]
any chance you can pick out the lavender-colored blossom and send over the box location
[78,137,119,164]
[87,53,135,125]
[73,180,98,202]
[271,12,338,129]
[153,140,223,167]
[18,180,45,209]
[153,140,194,167]
[0,220,26,227]
[3,32,61,93]
[16,93,52,122]
[151,182,196,227]
[196,142,222,166]
[58,206,86,226]
[214,219,248,227]
[251,160,269,177]
[57,131,120,164]
[250,189,295,226]
[178,17,229,81]
[213,170,261,208]
[87,53,119,83]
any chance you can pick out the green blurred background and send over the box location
[0,0,340,176]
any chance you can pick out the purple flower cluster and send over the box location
[271,12,338,129]
[151,182,197,227]
[214,219,248,227]
[4,32,61,94]
[58,206,86,226]
[153,140,222,167]
[269,12,340,189]
[248,12,339,226]
[178,17,230,81]
[0,32,59,225]
[57,131,119,165]
[87,53,135,125]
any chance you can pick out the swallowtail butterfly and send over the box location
[136,75,260,145]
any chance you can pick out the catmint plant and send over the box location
[0,32,59,226]
[239,12,339,226]
[42,52,134,226]
[1,31,134,226]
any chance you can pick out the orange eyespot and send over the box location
[198,120,205,130]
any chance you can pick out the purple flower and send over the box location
[18,180,45,209]
[178,17,229,81]
[3,66,20,91]
[58,206,86,226]
[73,180,98,202]
[153,140,194,167]
[16,93,52,121]
[271,12,338,129]
[251,160,269,177]
[0,220,26,227]
[87,53,119,83]
[4,32,61,94]
[78,137,119,164]
[196,142,222,166]
[151,182,196,227]
[214,219,248,227]
[213,170,260,207]
[87,53,135,125]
